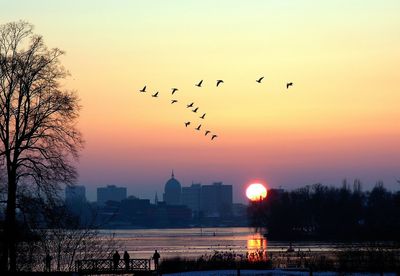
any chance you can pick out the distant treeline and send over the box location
[248,180,400,241]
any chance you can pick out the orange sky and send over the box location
[2,0,400,202]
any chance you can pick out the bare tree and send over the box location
[0,21,83,271]
[16,192,119,272]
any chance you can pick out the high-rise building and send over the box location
[201,182,232,217]
[119,196,152,226]
[163,171,181,205]
[181,183,201,216]
[65,185,92,225]
[65,185,86,203]
[97,185,127,205]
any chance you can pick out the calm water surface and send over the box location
[99,227,341,260]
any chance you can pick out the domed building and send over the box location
[163,171,181,205]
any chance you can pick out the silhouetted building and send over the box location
[154,192,159,205]
[65,185,93,226]
[97,185,127,205]
[120,196,152,226]
[164,204,192,225]
[232,203,247,217]
[163,171,181,205]
[201,182,232,217]
[65,185,86,203]
[181,183,201,217]
[96,200,123,227]
[150,201,192,227]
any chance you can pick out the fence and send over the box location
[75,258,151,274]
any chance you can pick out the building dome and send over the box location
[163,171,181,205]
[165,176,181,191]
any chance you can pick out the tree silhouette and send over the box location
[0,21,83,271]
[249,180,400,241]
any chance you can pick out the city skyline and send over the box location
[65,175,241,228]
[71,172,240,204]
[76,172,396,204]
[3,1,400,204]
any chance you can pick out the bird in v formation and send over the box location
[139,78,293,98]
[183,123,216,141]
[146,88,209,136]
[139,77,294,142]
[140,77,293,94]
[195,80,203,87]
[184,124,216,140]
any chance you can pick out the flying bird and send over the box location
[286,82,293,89]
[205,130,211,136]
[185,122,191,127]
[139,86,146,92]
[211,135,218,140]
[256,77,264,83]
[152,92,159,97]
[196,80,203,87]
[192,107,198,113]
[216,80,224,87]
[186,102,194,108]
[171,100,178,104]
[195,124,201,131]
[200,113,206,119]
[171,88,178,94]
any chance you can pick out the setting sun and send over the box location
[246,183,267,201]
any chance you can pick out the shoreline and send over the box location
[164,269,398,276]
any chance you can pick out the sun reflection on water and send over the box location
[246,234,268,261]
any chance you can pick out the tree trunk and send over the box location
[4,170,17,271]
[1,235,8,271]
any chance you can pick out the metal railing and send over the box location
[75,258,151,274]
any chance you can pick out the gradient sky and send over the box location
[2,0,400,203]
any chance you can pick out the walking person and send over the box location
[152,250,160,270]
[123,251,130,270]
[112,250,120,270]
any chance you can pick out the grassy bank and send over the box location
[160,248,400,274]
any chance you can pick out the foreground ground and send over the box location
[164,270,398,276]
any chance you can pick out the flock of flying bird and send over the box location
[138,78,294,141]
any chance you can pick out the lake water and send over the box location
[99,227,342,260]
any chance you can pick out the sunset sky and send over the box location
[2,0,400,202]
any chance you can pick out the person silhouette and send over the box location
[152,250,160,270]
[123,251,130,270]
[112,251,120,269]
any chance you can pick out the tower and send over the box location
[155,192,159,205]
[163,170,181,205]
